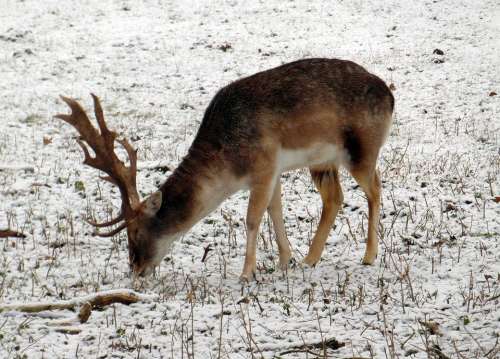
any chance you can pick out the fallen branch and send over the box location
[280,337,345,356]
[37,303,93,335]
[0,289,155,314]
[0,229,25,238]
[0,164,35,172]
[53,326,82,335]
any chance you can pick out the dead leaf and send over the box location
[0,229,25,238]
[419,320,441,335]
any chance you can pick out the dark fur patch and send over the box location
[365,80,394,111]
[343,127,362,165]
[155,159,198,232]
[388,88,395,110]
[194,85,261,177]
[127,222,156,270]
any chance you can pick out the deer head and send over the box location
[56,94,165,276]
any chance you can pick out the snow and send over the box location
[1,0,499,358]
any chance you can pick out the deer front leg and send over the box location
[267,179,292,271]
[240,176,276,282]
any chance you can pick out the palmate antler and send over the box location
[55,94,139,237]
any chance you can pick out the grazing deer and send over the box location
[56,58,394,281]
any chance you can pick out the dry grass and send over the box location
[0,0,498,358]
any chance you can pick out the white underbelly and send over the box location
[278,143,346,172]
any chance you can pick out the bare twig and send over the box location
[201,244,213,263]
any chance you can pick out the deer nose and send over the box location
[130,263,142,277]
[138,265,153,277]
[131,263,152,277]
[138,268,147,277]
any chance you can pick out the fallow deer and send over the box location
[56,58,394,281]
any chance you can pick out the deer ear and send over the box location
[143,191,163,217]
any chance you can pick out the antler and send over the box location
[55,94,139,236]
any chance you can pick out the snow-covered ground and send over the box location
[1,0,499,357]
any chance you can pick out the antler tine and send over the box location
[100,175,118,186]
[85,213,125,228]
[94,222,129,238]
[117,139,137,173]
[58,96,86,120]
[90,93,113,137]
[75,139,101,169]
[55,97,107,172]
[56,96,97,135]
[117,138,139,205]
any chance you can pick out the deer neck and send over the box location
[155,149,246,236]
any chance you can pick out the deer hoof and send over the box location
[362,252,377,265]
[239,270,256,283]
[278,252,292,271]
[302,255,319,268]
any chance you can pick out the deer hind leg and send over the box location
[303,167,343,266]
[267,179,292,271]
[241,174,277,282]
[349,167,381,265]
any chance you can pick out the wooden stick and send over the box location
[0,289,155,314]
[53,327,82,335]
[0,229,25,238]
[279,337,345,356]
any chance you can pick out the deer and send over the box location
[56,58,394,281]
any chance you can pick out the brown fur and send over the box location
[192,58,393,175]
